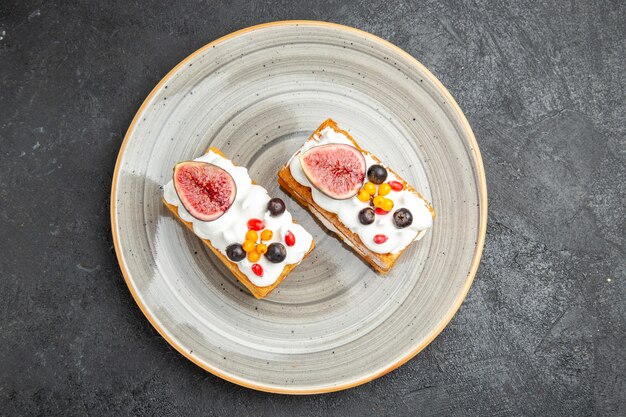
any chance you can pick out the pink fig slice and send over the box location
[299,143,366,199]
[173,161,236,222]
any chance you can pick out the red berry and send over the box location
[375,207,389,215]
[373,234,388,244]
[247,218,265,231]
[251,263,263,277]
[389,181,403,191]
[284,230,296,246]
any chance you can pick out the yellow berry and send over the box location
[357,190,370,202]
[248,250,261,262]
[378,183,391,196]
[381,198,394,212]
[256,243,268,254]
[373,195,385,208]
[260,229,273,241]
[363,182,377,195]
[242,240,256,252]
[245,230,258,242]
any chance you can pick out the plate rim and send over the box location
[110,20,488,394]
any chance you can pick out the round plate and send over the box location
[111,21,487,394]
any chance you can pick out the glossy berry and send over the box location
[357,190,370,202]
[267,198,286,216]
[367,165,388,184]
[375,207,389,215]
[260,229,273,241]
[378,183,391,196]
[373,195,385,208]
[256,243,268,255]
[362,182,377,195]
[284,230,296,247]
[381,198,394,212]
[358,207,375,225]
[251,263,263,277]
[393,208,413,229]
[389,181,403,191]
[245,229,258,242]
[265,242,287,263]
[248,250,261,262]
[226,244,246,262]
[373,234,388,244]
[247,218,265,231]
[242,240,256,253]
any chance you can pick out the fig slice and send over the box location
[173,161,236,222]
[299,143,366,199]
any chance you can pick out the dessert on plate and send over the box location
[163,147,314,299]
[278,119,434,274]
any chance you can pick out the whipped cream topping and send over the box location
[164,151,313,287]
[288,127,433,255]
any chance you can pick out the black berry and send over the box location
[393,208,413,229]
[267,197,286,216]
[226,243,246,262]
[358,207,375,225]
[265,242,287,263]
[367,164,388,184]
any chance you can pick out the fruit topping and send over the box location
[261,229,273,241]
[357,190,371,202]
[284,230,296,247]
[373,234,388,244]
[363,182,377,195]
[380,198,394,212]
[226,244,246,262]
[173,161,237,222]
[299,143,366,199]
[378,183,391,196]
[388,181,403,191]
[248,250,261,262]
[358,207,376,225]
[245,230,258,242]
[251,263,263,277]
[367,164,388,185]
[393,208,413,229]
[247,218,265,231]
[265,242,287,263]
[267,197,286,216]
[373,195,385,208]
[375,207,389,215]
[256,243,268,255]
[242,240,256,253]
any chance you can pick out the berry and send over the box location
[367,165,388,184]
[265,242,287,263]
[225,244,246,262]
[375,207,389,215]
[357,190,370,202]
[358,207,375,225]
[378,183,391,196]
[247,218,265,231]
[267,198,286,216]
[256,243,268,255]
[242,240,256,253]
[373,195,385,208]
[389,181,403,191]
[393,208,413,229]
[251,263,263,277]
[362,182,377,195]
[284,230,296,247]
[373,234,388,244]
[248,250,261,262]
[261,229,273,241]
[381,198,394,212]
[245,230,258,242]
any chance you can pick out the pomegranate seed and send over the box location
[285,230,296,246]
[373,234,388,244]
[375,207,389,215]
[389,181,403,191]
[251,263,263,277]
[247,218,265,231]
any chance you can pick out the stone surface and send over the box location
[0,0,624,415]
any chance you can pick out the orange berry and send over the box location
[260,229,273,241]
[357,190,370,202]
[381,198,394,212]
[256,243,268,254]
[247,250,261,262]
[378,183,391,196]
[245,230,258,242]
[363,182,377,195]
[373,195,385,208]
[242,240,256,253]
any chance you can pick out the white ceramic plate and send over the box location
[111,21,487,394]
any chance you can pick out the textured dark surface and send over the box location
[1,0,625,415]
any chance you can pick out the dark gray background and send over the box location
[1,1,624,416]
